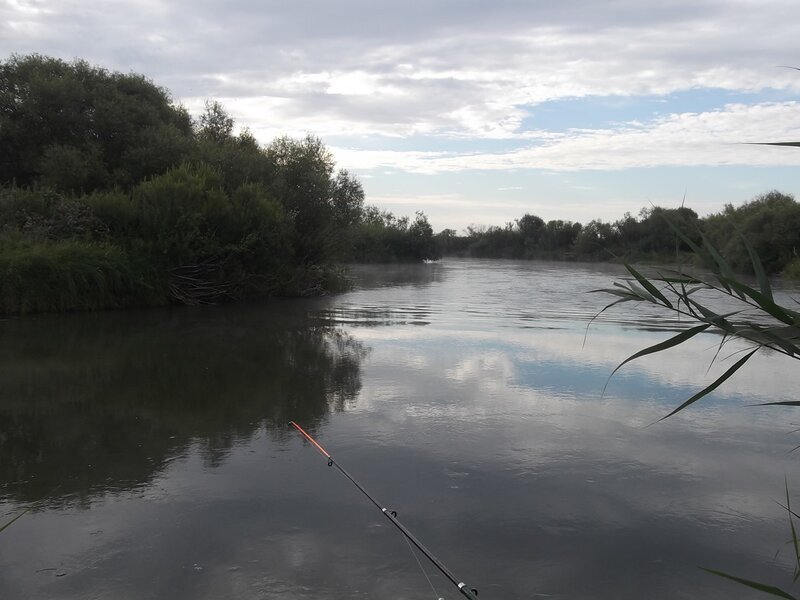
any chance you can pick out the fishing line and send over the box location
[289,421,480,600]
[401,530,442,600]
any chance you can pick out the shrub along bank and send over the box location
[0,55,439,313]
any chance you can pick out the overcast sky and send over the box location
[3,0,800,231]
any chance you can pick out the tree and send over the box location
[704,191,800,275]
[198,100,234,144]
[266,135,340,266]
[0,54,193,191]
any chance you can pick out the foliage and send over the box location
[0,54,435,314]
[703,191,800,275]
[596,228,799,419]
[0,54,193,192]
[595,226,800,598]
[0,237,160,313]
[443,197,798,277]
[347,207,440,263]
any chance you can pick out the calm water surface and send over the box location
[1,258,799,599]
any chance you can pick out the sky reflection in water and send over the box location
[1,258,799,600]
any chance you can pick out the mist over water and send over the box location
[1,258,799,599]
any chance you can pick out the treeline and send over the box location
[0,55,438,313]
[438,192,800,277]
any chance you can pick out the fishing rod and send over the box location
[289,421,480,600]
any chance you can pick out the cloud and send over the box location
[3,0,799,225]
[330,102,800,173]
[3,0,800,143]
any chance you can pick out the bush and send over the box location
[0,237,160,313]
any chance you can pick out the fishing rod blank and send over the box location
[289,421,480,600]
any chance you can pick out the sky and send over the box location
[3,0,800,232]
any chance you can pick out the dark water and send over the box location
[1,259,799,599]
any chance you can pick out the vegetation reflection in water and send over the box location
[0,303,367,506]
[2,260,800,600]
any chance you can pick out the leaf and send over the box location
[785,479,800,576]
[725,278,797,326]
[749,324,798,357]
[624,263,672,308]
[603,324,710,394]
[584,298,631,348]
[658,348,758,421]
[754,401,800,407]
[683,296,741,330]
[701,568,798,599]
[0,506,31,534]
[749,142,800,148]
[590,287,640,301]
[741,234,773,301]
[628,281,658,302]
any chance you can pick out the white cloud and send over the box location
[329,102,800,173]
[3,0,800,143]
[3,0,800,222]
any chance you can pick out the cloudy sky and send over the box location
[3,0,800,231]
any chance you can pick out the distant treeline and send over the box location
[0,55,439,313]
[438,192,800,277]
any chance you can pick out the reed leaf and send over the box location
[700,568,798,599]
[785,480,800,581]
[603,324,710,395]
[624,263,672,308]
[614,280,657,303]
[658,348,758,421]
[0,506,32,534]
[752,142,800,148]
[742,233,773,301]
[724,278,798,326]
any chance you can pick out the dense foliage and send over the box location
[444,195,800,276]
[0,55,438,313]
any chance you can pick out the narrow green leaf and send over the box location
[750,142,800,147]
[725,279,797,326]
[624,280,657,303]
[684,296,740,330]
[706,333,730,376]
[624,264,672,308]
[658,348,758,421]
[584,298,632,348]
[666,221,704,257]
[699,232,738,284]
[786,479,800,572]
[0,506,31,534]
[604,324,710,394]
[701,568,798,599]
[741,234,773,301]
[590,287,640,300]
[749,324,798,357]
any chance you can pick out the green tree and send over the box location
[198,100,235,143]
[0,54,193,191]
[704,191,800,274]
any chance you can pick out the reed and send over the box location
[595,228,800,598]
[0,238,162,314]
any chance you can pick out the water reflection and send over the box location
[0,303,366,504]
[2,259,800,600]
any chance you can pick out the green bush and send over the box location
[0,238,160,313]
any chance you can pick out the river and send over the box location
[1,258,799,599]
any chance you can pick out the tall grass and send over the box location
[0,238,162,313]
